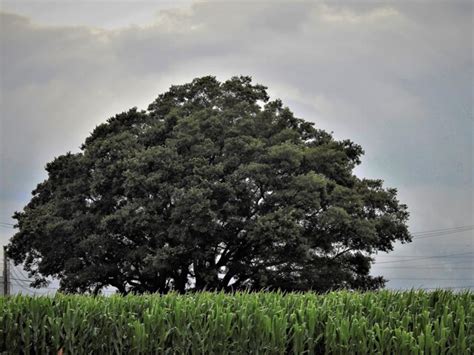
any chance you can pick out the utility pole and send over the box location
[1,246,10,296]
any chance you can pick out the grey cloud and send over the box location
[1,1,193,29]
[0,1,472,290]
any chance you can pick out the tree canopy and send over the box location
[6,76,411,294]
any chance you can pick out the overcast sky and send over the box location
[1,0,472,293]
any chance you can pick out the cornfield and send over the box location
[1,290,472,354]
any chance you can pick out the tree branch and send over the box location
[332,247,354,259]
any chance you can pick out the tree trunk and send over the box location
[174,269,187,294]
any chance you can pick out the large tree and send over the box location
[7,76,411,294]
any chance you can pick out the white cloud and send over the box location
[317,5,400,24]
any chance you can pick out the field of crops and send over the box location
[1,290,472,354]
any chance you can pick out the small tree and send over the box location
[7,76,410,294]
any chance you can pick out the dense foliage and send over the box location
[1,291,472,354]
[6,76,410,294]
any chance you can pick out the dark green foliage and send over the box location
[6,76,410,294]
[1,291,472,354]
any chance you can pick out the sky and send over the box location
[0,0,472,294]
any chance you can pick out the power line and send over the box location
[412,225,474,235]
[10,277,32,283]
[375,253,473,258]
[9,268,116,294]
[430,259,474,265]
[10,268,60,290]
[10,281,37,294]
[376,251,473,259]
[0,222,15,226]
[13,265,31,280]
[7,262,55,288]
[9,268,36,294]
[374,252,474,264]
[376,266,473,270]
[388,285,474,290]
[412,226,474,240]
[419,286,474,290]
[11,280,58,291]
[373,260,474,268]
[10,270,58,291]
[10,268,32,284]
[388,277,474,281]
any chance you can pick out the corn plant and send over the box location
[1,290,472,354]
